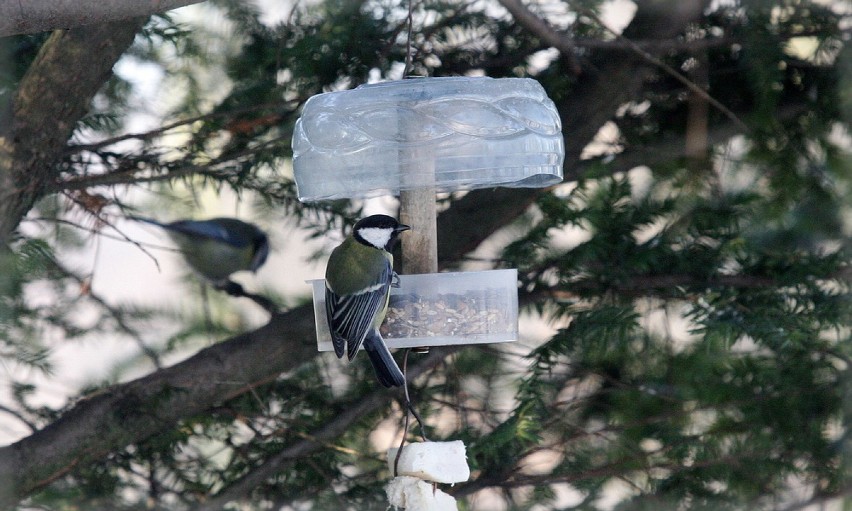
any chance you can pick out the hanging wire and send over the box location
[393,348,430,476]
[403,0,413,78]
[403,349,429,440]
[393,0,432,478]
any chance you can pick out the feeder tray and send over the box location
[309,269,518,351]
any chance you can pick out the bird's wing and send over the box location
[162,220,249,247]
[325,261,392,361]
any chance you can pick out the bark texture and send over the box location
[0,305,317,507]
[0,0,202,36]
[0,20,142,246]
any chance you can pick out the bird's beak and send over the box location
[396,224,411,232]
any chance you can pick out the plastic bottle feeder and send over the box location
[294,76,564,351]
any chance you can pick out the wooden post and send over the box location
[399,186,437,354]
[397,109,438,276]
[399,188,437,275]
[398,130,437,353]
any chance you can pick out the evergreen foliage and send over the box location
[0,0,849,509]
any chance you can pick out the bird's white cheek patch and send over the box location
[358,227,392,249]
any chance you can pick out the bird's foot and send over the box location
[214,280,280,315]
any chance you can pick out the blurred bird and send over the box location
[132,216,270,286]
[325,214,409,387]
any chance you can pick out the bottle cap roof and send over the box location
[293,77,564,201]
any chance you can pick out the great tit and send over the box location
[132,216,270,286]
[325,214,410,388]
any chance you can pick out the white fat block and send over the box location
[386,476,458,511]
[387,441,470,484]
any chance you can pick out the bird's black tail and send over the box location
[363,330,405,387]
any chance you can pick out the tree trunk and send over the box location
[0,20,142,246]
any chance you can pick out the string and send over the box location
[393,348,429,477]
[403,0,413,78]
[394,0,429,479]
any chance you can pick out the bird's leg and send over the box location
[200,283,214,338]
[391,271,401,288]
[215,279,245,296]
[214,279,280,315]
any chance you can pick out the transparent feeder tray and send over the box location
[292,76,564,201]
[310,269,518,351]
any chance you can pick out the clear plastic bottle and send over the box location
[293,76,564,201]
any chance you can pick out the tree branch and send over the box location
[0,192,508,507]
[525,274,780,304]
[449,453,750,498]
[495,0,581,74]
[0,305,317,507]
[0,0,203,37]
[0,19,142,246]
[582,8,749,133]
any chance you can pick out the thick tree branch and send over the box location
[583,8,749,132]
[0,305,317,507]
[0,0,203,37]
[0,199,509,507]
[0,20,142,246]
[496,0,581,74]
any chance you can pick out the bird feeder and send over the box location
[294,76,563,511]
[294,76,564,351]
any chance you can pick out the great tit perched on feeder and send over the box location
[132,216,270,286]
[325,214,410,387]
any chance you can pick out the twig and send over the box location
[496,0,582,74]
[64,101,298,155]
[582,8,750,133]
[293,431,362,457]
[45,252,163,368]
[59,193,164,271]
[0,404,37,433]
[27,216,181,254]
[56,132,293,193]
[403,0,413,77]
